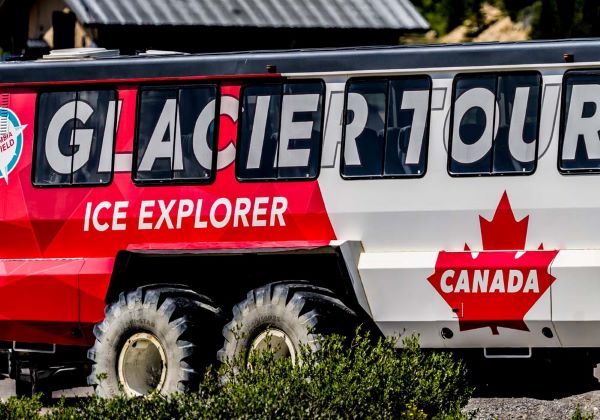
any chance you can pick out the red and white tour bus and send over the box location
[1,40,600,396]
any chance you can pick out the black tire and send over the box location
[88,286,224,397]
[218,282,357,365]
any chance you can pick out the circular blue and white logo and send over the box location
[0,107,26,184]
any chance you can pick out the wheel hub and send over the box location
[250,328,296,364]
[117,332,167,396]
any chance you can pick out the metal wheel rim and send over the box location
[250,328,296,365]
[117,332,167,396]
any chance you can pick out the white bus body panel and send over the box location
[312,72,600,348]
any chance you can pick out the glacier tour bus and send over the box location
[0,40,600,396]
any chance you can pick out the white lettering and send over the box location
[246,96,271,169]
[278,94,319,168]
[523,270,539,293]
[112,201,128,231]
[507,269,523,293]
[508,87,536,163]
[84,202,92,232]
[562,84,600,160]
[194,199,208,228]
[401,90,430,164]
[155,200,176,229]
[92,201,111,232]
[441,270,455,293]
[233,197,251,227]
[46,100,94,174]
[83,197,291,232]
[192,100,216,170]
[98,100,121,173]
[252,197,269,227]
[343,93,369,166]
[210,198,232,228]
[270,197,287,227]
[455,270,470,293]
[473,269,489,293]
[439,269,540,294]
[176,199,194,229]
[451,87,499,164]
[139,200,155,230]
[138,99,182,172]
[488,270,505,293]
[216,95,238,170]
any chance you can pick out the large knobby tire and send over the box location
[218,282,357,365]
[88,286,224,397]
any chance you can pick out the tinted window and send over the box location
[450,75,496,175]
[136,89,177,182]
[560,71,600,173]
[34,89,117,186]
[174,86,217,181]
[342,77,431,178]
[449,72,541,176]
[134,85,218,183]
[237,81,324,181]
[237,84,280,180]
[385,78,431,176]
[493,74,540,174]
[342,80,386,177]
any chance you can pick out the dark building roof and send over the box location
[65,0,429,30]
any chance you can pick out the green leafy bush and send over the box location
[1,331,472,419]
[572,406,595,420]
[0,394,44,420]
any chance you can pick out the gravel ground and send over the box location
[464,392,600,419]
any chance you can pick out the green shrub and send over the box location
[572,406,595,420]
[0,394,44,420]
[1,331,472,419]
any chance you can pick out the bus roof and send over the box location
[2,38,600,86]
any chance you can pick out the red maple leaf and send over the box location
[479,192,528,251]
[427,192,558,335]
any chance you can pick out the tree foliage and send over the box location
[411,0,482,35]
[412,0,600,39]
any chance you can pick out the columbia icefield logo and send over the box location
[0,107,26,184]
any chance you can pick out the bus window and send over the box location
[560,71,600,173]
[33,89,117,186]
[449,75,496,175]
[134,85,218,184]
[493,73,540,174]
[278,82,323,180]
[174,86,217,181]
[449,72,541,176]
[237,84,281,180]
[237,81,324,181]
[135,89,177,182]
[385,77,431,176]
[342,77,430,179]
[342,80,386,178]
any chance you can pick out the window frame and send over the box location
[340,75,432,181]
[447,71,542,178]
[557,69,600,175]
[235,79,326,183]
[32,85,119,188]
[132,83,220,186]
